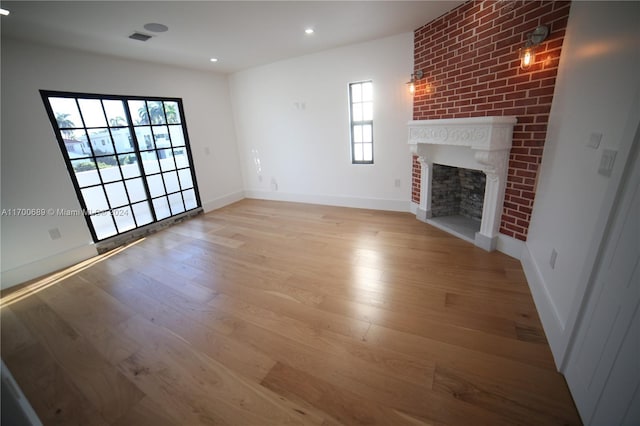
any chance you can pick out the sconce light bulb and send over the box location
[520,47,535,70]
[409,82,416,94]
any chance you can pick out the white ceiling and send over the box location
[1,1,463,74]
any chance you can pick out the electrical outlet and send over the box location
[48,228,62,240]
[394,179,401,188]
[549,248,558,269]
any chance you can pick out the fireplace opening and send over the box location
[431,164,485,241]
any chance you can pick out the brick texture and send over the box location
[411,0,571,241]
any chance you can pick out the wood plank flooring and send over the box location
[0,199,582,425]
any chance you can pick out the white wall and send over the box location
[1,38,243,288]
[229,33,414,211]
[523,1,640,365]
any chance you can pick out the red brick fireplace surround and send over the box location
[411,0,571,241]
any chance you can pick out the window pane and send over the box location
[91,214,117,240]
[118,154,141,178]
[49,97,83,129]
[152,125,170,148]
[81,186,109,211]
[351,84,362,102]
[147,174,165,197]
[363,102,373,121]
[132,201,153,226]
[104,100,128,127]
[105,181,128,208]
[163,171,180,193]
[141,151,160,174]
[88,129,114,155]
[363,143,373,162]
[352,104,363,122]
[112,128,135,154]
[168,193,185,215]
[71,159,101,187]
[64,132,91,158]
[96,156,121,183]
[78,99,107,128]
[362,124,372,143]
[183,189,197,210]
[135,126,154,150]
[168,125,185,146]
[129,100,149,125]
[362,82,373,101]
[114,206,136,233]
[125,178,147,203]
[153,197,171,220]
[353,125,362,143]
[174,148,188,168]
[178,169,193,189]
[164,101,180,124]
[147,101,166,124]
[353,143,363,162]
[158,149,175,171]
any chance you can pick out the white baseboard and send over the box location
[409,202,418,214]
[1,244,98,290]
[244,190,410,212]
[497,233,525,260]
[201,190,245,213]
[521,243,565,369]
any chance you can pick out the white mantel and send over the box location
[408,116,517,251]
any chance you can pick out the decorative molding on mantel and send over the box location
[408,116,517,251]
[408,116,517,153]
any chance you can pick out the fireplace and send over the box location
[408,116,517,251]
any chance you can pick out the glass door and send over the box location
[41,91,201,242]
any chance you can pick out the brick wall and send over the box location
[411,0,570,241]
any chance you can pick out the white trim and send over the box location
[496,233,525,260]
[244,190,409,212]
[521,243,564,369]
[201,190,245,213]
[1,244,98,290]
[409,201,418,214]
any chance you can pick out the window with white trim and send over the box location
[349,80,373,164]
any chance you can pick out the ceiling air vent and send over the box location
[129,32,152,42]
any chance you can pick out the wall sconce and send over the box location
[519,25,549,70]
[407,70,424,94]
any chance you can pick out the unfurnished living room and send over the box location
[0,1,638,425]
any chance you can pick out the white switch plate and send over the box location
[587,132,602,149]
[598,149,617,177]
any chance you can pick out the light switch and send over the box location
[587,132,602,149]
[598,149,617,177]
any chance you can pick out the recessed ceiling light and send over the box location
[305,28,314,35]
[0,8,10,16]
[210,58,218,63]
[144,23,168,33]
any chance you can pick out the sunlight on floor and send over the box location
[0,238,145,309]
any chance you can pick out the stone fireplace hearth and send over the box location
[408,116,517,251]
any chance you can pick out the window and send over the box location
[349,80,373,164]
[41,91,201,242]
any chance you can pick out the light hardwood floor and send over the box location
[1,199,582,425]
